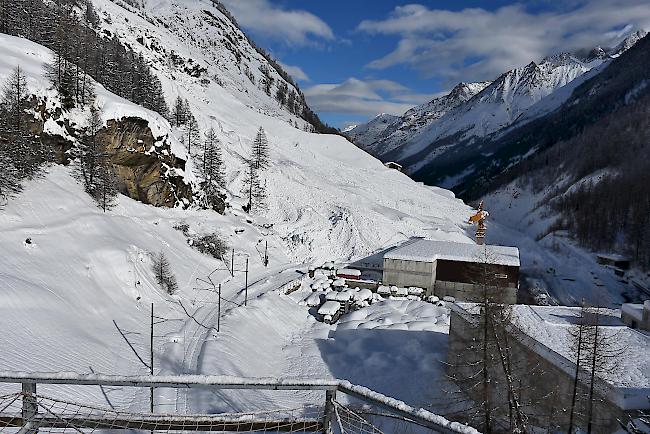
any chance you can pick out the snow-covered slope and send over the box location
[392,54,603,170]
[344,113,398,148]
[0,4,479,414]
[90,0,317,131]
[72,1,475,262]
[349,81,489,156]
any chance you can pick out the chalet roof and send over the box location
[384,239,520,267]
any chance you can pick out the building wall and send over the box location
[622,303,650,331]
[434,280,517,304]
[382,258,436,293]
[447,309,627,433]
[382,257,519,302]
[436,259,519,288]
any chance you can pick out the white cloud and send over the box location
[277,61,310,82]
[220,0,334,46]
[357,0,650,83]
[303,78,437,117]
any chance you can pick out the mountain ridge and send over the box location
[347,30,647,173]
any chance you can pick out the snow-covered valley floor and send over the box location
[0,166,458,417]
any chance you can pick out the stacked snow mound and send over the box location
[337,300,449,332]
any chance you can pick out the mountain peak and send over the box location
[612,29,648,56]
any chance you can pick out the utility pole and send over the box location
[150,303,154,414]
[217,283,221,332]
[264,241,268,267]
[244,258,249,306]
[231,249,235,276]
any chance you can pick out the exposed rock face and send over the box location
[24,97,196,209]
[96,117,192,208]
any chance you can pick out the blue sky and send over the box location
[220,0,650,129]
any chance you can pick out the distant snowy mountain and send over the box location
[350,31,646,176]
[348,82,489,156]
[345,113,398,148]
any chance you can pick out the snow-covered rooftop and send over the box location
[622,303,646,322]
[384,239,520,267]
[453,303,650,410]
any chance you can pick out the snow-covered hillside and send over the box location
[90,0,326,132]
[350,81,490,157]
[0,0,480,416]
[344,113,398,148]
[72,0,475,262]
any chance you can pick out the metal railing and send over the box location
[0,372,479,434]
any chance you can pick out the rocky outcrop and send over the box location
[24,96,195,208]
[96,117,192,208]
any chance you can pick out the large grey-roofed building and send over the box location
[382,239,520,302]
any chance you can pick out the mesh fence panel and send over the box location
[333,401,384,434]
[0,392,324,433]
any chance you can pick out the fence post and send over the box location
[21,382,38,434]
[150,303,154,414]
[217,283,222,332]
[244,258,249,306]
[322,389,336,434]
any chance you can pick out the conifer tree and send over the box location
[186,111,200,155]
[0,65,50,194]
[568,304,624,433]
[171,96,187,126]
[241,126,270,213]
[241,158,266,213]
[2,65,30,135]
[78,106,117,211]
[198,127,226,209]
[152,251,178,295]
[251,126,270,170]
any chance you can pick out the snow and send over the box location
[377,285,391,295]
[318,301,342,316]
[354,81,490,157]
[384,238,520,267]
[337,300,448,332]
[305,292,324,307]
[344,113,399,147]
[0,165,294,409]
[325,291,351,302]
[354,35,644,177]
[352,288,373,302]
[508,304,650,409]
[0,2,502,428]
[484,178,640,306]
